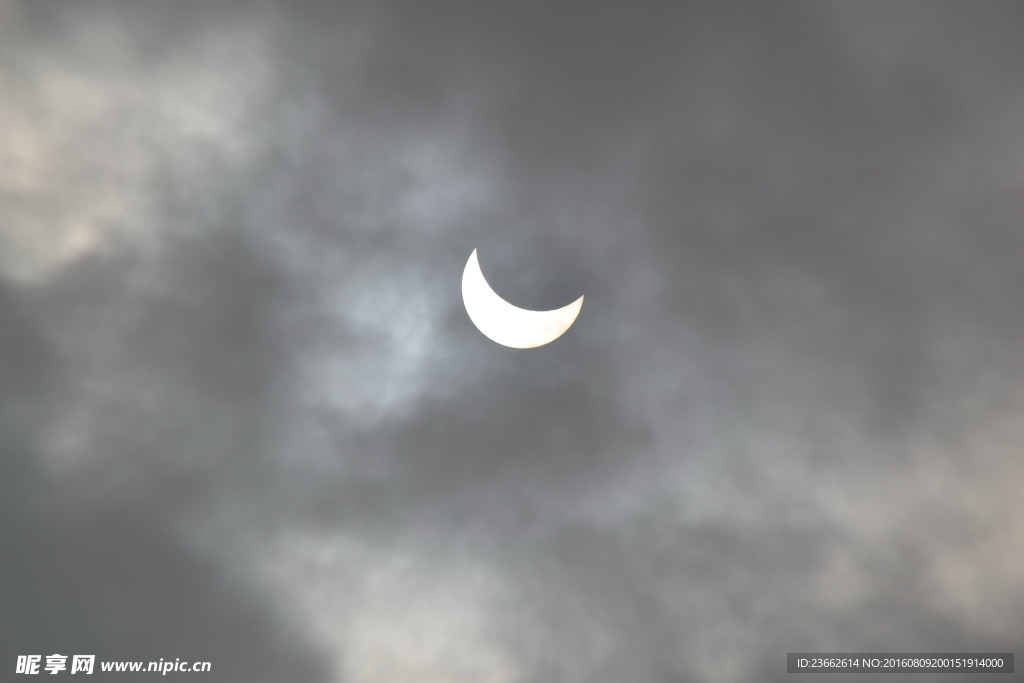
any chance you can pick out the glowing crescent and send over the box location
[462,248,583,348]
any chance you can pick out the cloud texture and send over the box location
[2,1,1024,681]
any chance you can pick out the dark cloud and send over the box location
[0,272,331,682]
[3,1,1024,681]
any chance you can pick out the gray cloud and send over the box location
[3,1,1024,681]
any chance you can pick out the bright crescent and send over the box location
[462,249,583,348]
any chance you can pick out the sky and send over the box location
[2,1,1023,681]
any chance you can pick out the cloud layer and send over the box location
[2,2,1023,681]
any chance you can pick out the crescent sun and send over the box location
[461,248,584,349]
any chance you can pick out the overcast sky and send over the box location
[2,1,1024,681]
